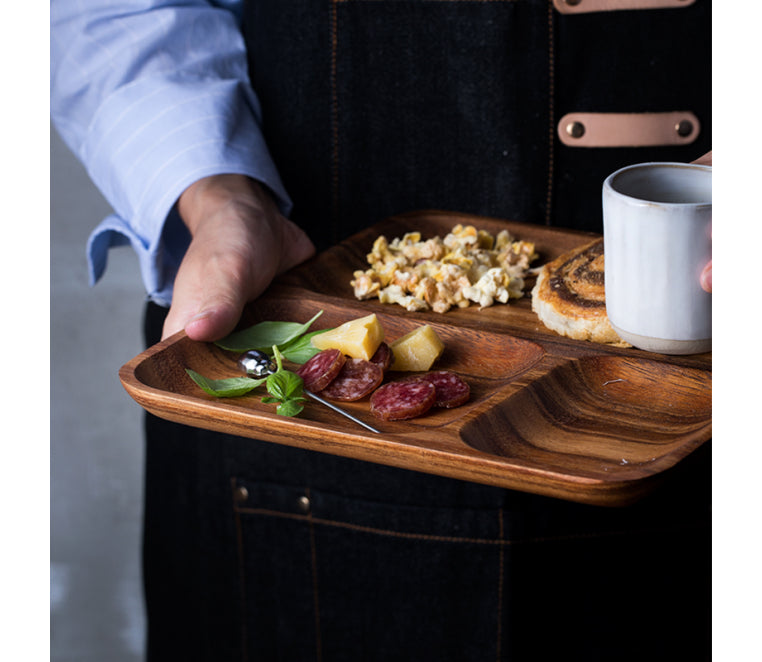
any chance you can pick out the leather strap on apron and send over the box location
[553,0,696,14]
[242,0,710,250]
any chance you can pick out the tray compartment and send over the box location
[131,295,547,431]
[460,355,711,470]
[241,296,547,420]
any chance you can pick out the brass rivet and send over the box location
[233,486,249,503]
[297,495,311,514]
[566,121,585,139]
[676,119,694,138]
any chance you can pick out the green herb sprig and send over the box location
[214,310,327,362]
[259,346,307,416]
[185,370,264,398]
[185,313,330,417]
[186,345,307,415]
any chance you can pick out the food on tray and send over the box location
[310,312,384,360]
[295,348,346,392]
[409,371,471,409]
[305,320,466,419]
[351,224,537,312]
[530,238,625,345]
[320,358,385,402]
[369,370,470,420]
[368,342,394,371]
[389,325,445,371]
[370,380,437,421]
[190,312,469,422]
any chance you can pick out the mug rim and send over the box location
[603,161,712,208]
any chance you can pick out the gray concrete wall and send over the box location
[51,125,147,661]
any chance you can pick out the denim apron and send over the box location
[242,0,710,247]
[142,2,711,660]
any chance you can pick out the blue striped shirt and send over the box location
[50,0,290,306]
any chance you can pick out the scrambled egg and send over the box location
[351,224,537,313]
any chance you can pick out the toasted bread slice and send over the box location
[531,238,625,345]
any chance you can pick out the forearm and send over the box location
[50,0,290,303]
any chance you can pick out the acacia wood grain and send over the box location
[119,210,711,506]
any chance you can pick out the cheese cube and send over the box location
[311,313,384,360]
[390,325,445,371]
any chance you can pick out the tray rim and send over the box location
[120,349,676,508]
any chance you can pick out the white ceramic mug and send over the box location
[602,162,712,354]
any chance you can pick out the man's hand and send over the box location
[162,174,316,341]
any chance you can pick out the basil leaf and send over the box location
[261,393,305,416]
[266,369,304,402]
[215,311,323,353]
[280,329,332,364]
[188,314,325,417]
[276,399,306,417]
[186,369,264,397]
[282,371,305,399]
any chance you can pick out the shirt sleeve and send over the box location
[50,0,291,307]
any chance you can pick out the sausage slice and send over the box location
[370,380,436,421]
[320,359,384,402]
[414,371,470,408]
[296,349,346,392]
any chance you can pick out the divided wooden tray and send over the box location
[119,211,711,506]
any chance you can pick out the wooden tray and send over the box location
[119,211,711,507]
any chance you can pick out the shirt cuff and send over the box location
[88,207,188,308]
[84,75,291,305]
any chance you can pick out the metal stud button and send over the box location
[675,119,694,138]
[233,486,249,503]
[566,121,585,139]
[297,495,311,514]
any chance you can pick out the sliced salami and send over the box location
[415,371,470,408]
[320,359,384,402]
[369,342,393,371]
[369,379,436,421]
[296,348,346,392]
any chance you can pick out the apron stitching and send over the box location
[231,478,249,662]
[545,0,555,226]
[331,0,524,239]
[330,1,340,241]
[496,508,505,662]
[306,487,324,662]
[234,505,700,545]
